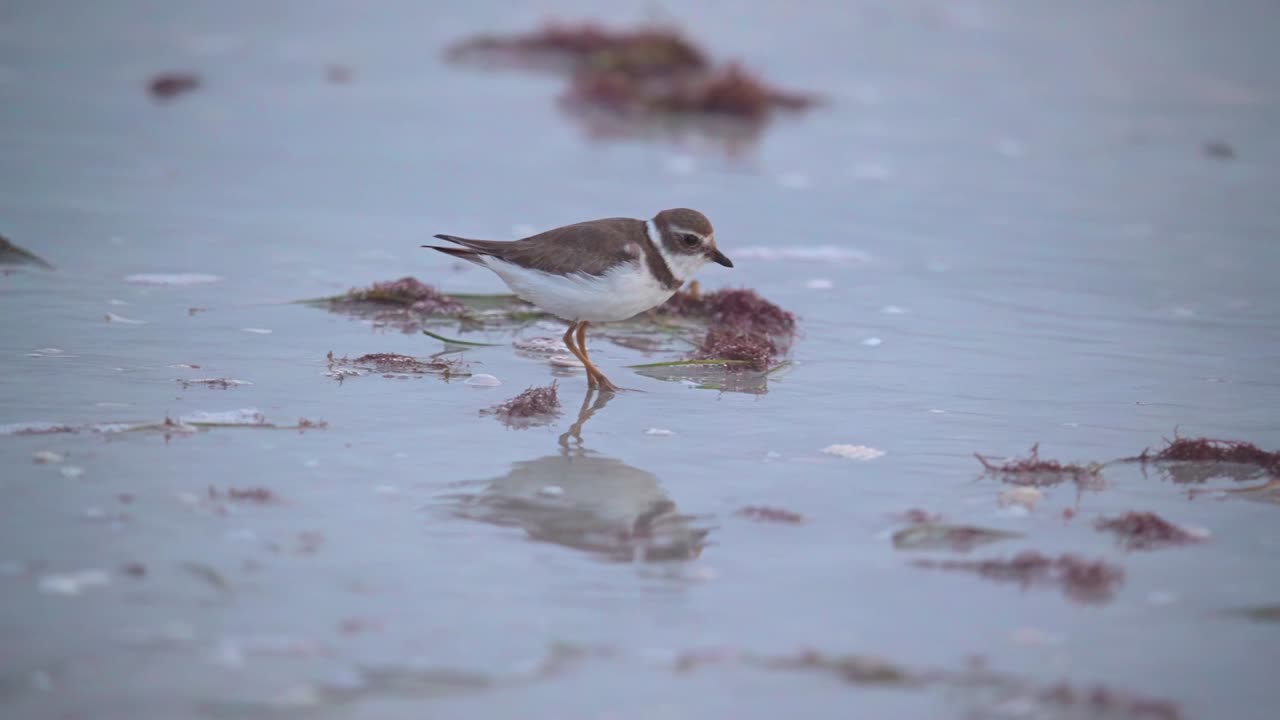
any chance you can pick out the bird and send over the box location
[424,208,733,393]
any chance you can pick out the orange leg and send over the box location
[562,321,597,388]
[577,321,619,393]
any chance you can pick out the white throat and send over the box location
[645,219,707,284]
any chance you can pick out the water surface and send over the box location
[3,1,1279,718]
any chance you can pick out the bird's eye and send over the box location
[680,234,701,247]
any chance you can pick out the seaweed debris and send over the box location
[338,277,467,314]
[1094,512,1206,550]
[975,443,1103,488]
[892,523,1022,553]
[326,351,468,381]
[735,506,805,525]
[914,551,1124,605]
[693,328,776,370]
[3,411,320,438]
[314,278,498,334]
[1,234,55,269]
[148,72,201,100]
[658,288,796,371]
[1140,435,1280,476]
[482,382,561,427]
[177,378,250,390]
[1032,684,1182,720]
[567,61,815,121]
[448,22,708,76]
[656,287,796,337]
[753,649,920,687]
[308,279,797,390]
[674,647,1181,719]
[210,486,278,504]
[445,22,816,146]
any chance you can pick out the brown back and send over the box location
[439,217,679,289]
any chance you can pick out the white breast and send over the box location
[482,258,676,323]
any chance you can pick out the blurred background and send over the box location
[2,1,1278,719]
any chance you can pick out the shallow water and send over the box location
[3,1,1279,718]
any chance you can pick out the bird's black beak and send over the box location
[710,248,734,268]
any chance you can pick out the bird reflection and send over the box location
[444,388,710,562]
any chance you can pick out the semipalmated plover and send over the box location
[424,208,733,392]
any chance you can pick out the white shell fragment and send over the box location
[38,569,111,595]
[999,487,1042,510]
[821,444,886,461]
[464,374,501,387]
[644,428,675,436]
[549,354,584,368]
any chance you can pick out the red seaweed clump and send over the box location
[658,287,797,337]
[1142,435,1280,475]
[446,22,815,128]
[449,22,707,77]
[914,551,1124,605]
[1095,512,1206,550]
[975,443,1102,487]
[338,277,467,315]
[569,62,816,120]
[484,382,561,427]
[148,72,201,100]
[735,506,805,525]
[694,327,777,371]
[353,353,451,373]
[322,279,468,334]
